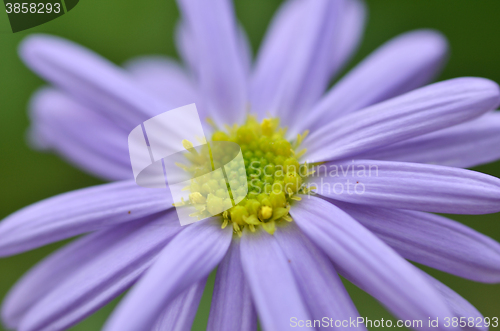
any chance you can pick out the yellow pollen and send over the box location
[260,206,273,220]
[175,115,314,235]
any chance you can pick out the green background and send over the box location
[1,0,500,330]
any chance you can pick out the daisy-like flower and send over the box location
[2,0,500,330]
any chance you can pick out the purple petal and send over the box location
[294,29,448,134]
[1,220,144,328]
[153,278,207,331]
[124,56,200,110]
[335,200,500,282]
[304,77,500,162]
[29,88,132,181]
[359,111,500,168]
[175,0,248,125]
[240,228,313,331]
[19,34,166,129]
[0,180,171,256]
[9,212,181,331]
[207,239,257,331]
[291,196,456,329]
[274,223,366,330]
[425,275,486,331]
[250,0,349,122]
[175,20,252,83]
[310,159,500,214]
[103,217,231,331]
[326,0,366,78]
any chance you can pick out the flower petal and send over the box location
[29,88,132,181]
[310,159,500,214]
[153,279,207,331]
[175,0,248,125]
[304,77,500,162]
[335,200,500,283]
[425,275,486,331]
[19,34,166,129]
[359,111,500,168]
[0,180,171,256]
[207,239,257,331]
[1,220,143,328]
[11,212,181,331]
[293,29,448,134]
[326,0,366,78]
[240,228,313,331]
[250,0,348,122]
[291,196,456,329]
[124,56,200,110]
[104,217,231,331]
[274,223,366,330]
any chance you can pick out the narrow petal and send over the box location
[425,275,486,331]
[326,0,366,78]
[240,228,313,331]
[175,21,252,83]
[12,212,181,331]
[294,30,448,134]
[104,217,231,331]
[335,200,500,282]
[274,223,366,330]
[19,34,166,129]
[0,180,171,256]
[359,111,500,168]
[304,77,500,162]
[310,159,500,214]
[250,0,346,122]
[124,56,200,110]
[175,0,248,125]
[1,219,146,328]
[291,196,456,329]
[153,279,207,331]
[207,239,257,331]
[29,88,132,181]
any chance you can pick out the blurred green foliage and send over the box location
[0,0,500,330]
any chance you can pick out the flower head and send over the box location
[2,0,500,331]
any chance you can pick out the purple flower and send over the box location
[2,0,500,330]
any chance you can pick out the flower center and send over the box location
[179,116,314,236]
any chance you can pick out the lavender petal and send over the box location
[153,279,207,331]
[12,212,181,331]
[250,0,352,123]
[274,223,366,330]
[207,239,257,331]
[291,196,457,330]
[295,29,448,134]
[240,228,313,331]
[312,159,500,214]
[19,34,166,130]
[28,88,132,181]
[305,77,500,162]
[175,0,248,125]
[103,217,231,331]
[124,56,200,111]
[335,200,500,282]
[175,20,252,84]
[0,180,171,256]
[425,275,486,331]
[359,111,500,168]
